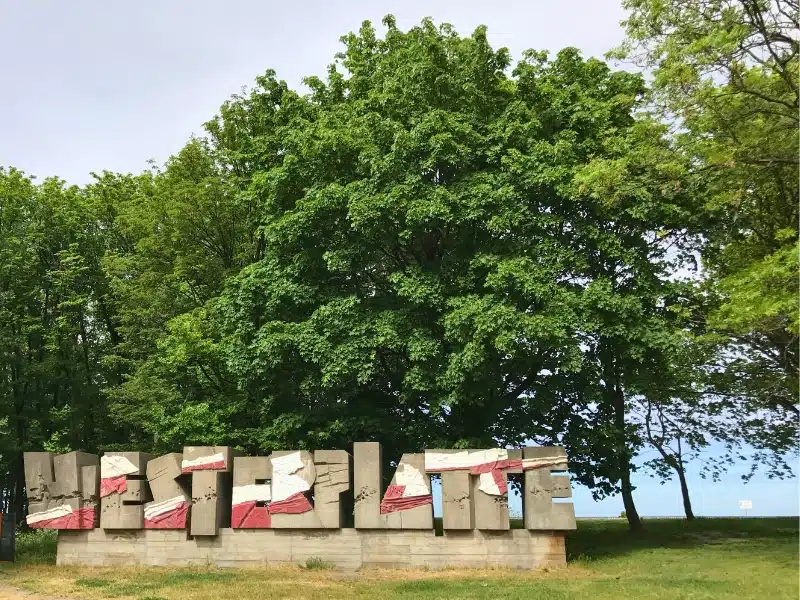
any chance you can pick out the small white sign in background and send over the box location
[739,499,752,516]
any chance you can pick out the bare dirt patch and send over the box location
[0,584,76,600]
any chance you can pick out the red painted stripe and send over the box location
[469,459,522,474]
[432,458,523,474]
[383,484,405,500]
[144,502,189,529]
[231,501,271,528]
[490,468,507,494]
[269,492,313,514]
[29,507,96,530]
[100,475,128,498]
[380,493,433,514]
[181,460,226,473]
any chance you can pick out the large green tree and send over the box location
[0,168,120,517]
[617,0,799,464]
[133,17,698,530]
[8,14,785,532]
[97,139,262,451]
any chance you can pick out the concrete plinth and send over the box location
[57,528,566,570]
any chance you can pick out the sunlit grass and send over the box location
[2,518,796,599]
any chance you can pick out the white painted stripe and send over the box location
[424,449,508,471]
[181,452,225,470]
[101,455,139,479]
[394,463,430,497]
[232,483,271,505]
[271,451,315,502]
[478,472,503,496]
[144,495,186,519]
[522,457,568,470]
[27,504,73,525]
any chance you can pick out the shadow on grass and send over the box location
[8,517,798,569]
[71,570,237,598]
[566,517,799,561]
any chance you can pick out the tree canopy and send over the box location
[617,0,798,476]
[1,10,796,529]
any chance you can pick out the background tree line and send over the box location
[1,1,796,530]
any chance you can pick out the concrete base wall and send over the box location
[57,528,566,570]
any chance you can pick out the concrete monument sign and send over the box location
[24,443,575,569]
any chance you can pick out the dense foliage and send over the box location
[1,7,796,529]
[617,0,798,488]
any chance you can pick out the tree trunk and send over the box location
[600,345,644,532]
[612,378,643,531]
[675,462,695,520]
[11,452,26,527]
[620,452,643,531]
[614,396,643,531]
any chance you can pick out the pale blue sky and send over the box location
[563,442,798,518]
[1,1,796,516]
[431,441,798,518]
[0,0,628,184]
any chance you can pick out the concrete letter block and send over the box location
[354,442,394,529]
[471,472,510,530]
[232,456,271,528]
[313,450,351,529]
[442,471,472,530]
[191,471,232,535]
[270,450,321,528]
[24,451,99,529]
[100,452,153,530]
[355,443,433,529]
[522,447,576,530]
[144,453,190,529]
[183,446,236,536]
[380,453,433,529]
[425,448,519,531]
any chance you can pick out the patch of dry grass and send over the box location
[3,563,593,600]
[2,518,797,600]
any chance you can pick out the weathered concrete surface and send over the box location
[23,453,55,506]
[353,442,396,529]
[144,453,191,529]
[381,453,432,530]
[233,456,271,487]
[523,446,576,531]
[441,471,472,530]
[57,528,566,569]
[471,469,510,531]
[100,452,153,530]
[146,453,188,501]
[24,451,99,528]
[313,450,351,529]
[53,452,99,499]
[506,449,523,472]
[191,471,232,536]
[269,450,319,528]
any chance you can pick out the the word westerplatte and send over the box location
[24,443,576,535]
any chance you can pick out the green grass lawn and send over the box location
[1,518,797,600]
